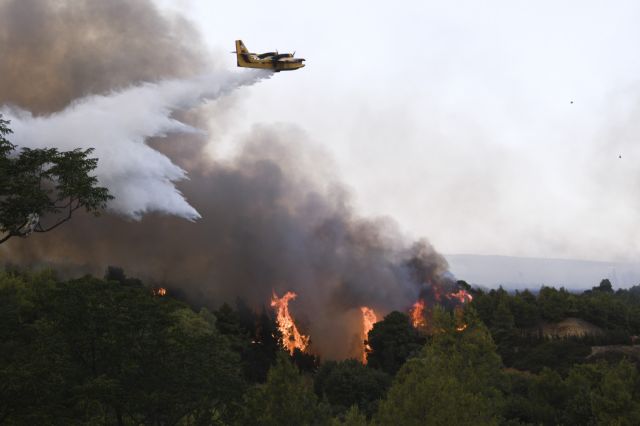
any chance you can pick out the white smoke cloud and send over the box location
[2,69,273,220]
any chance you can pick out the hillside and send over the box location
[3,268,640,424]
[446,254,640,290]
[537,317,603,339]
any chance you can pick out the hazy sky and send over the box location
[157,0,640,262]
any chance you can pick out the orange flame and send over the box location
[447,289,473,304]
[153,287,167,296]
[270,291,309,354]
[410,299,427,329]
[432,284,443,302]
[454,306,468,331]
[360,306,377,364]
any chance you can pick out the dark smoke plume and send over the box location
[0,0,207,113]
[0,0,454,359]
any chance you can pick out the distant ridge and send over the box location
[445,254,640,290]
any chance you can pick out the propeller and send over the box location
[293,51,296,56]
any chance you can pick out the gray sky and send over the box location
[157,0,640,262]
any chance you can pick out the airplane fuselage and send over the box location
[235,40,305,71]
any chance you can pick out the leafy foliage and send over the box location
[239,353,329,426]
[374,309,504,426]
[330,405,368,426]
[4,266,640,424]
[366,311,425,375]
[215,301,283,384]
[471,281,640,372]
[504,361,640,425]
[315,359,391,418]
[0,270,243,424]
[0,114,112,244]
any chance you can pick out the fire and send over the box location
[432,283,443,302]
[360,306,377,364]
[410,294,471,332]
[153,287,167,296]
[454,306,468,332]
[410,299,427,329]
[270,291,309,354]
[447,289,473,304]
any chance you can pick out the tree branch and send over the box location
[35,199,81,233]
[0,232,14,244]
[34,217,71,233]
[0,217,32,244]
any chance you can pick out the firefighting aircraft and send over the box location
[232,40,305,72]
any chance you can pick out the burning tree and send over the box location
[410,299,427,330]
[270,291,309,354]
[0,114,112,244]
[153,287,167,297]
[408,286,474,335]
[447,289,474,304]
[360,306,377,364]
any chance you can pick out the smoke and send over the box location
[3,71,272,219]
[0,0,208,112]
[0,0,454,359]
[4,122,453,358]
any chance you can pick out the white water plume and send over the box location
[2,69,273,220]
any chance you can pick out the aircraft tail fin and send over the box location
[235,40,250,66]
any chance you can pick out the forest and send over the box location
[2,267,640,425]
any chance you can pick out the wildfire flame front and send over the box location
[410,299,427,330]
[270,290,309,354]
[360,306,377,364]
[447,289,473,304]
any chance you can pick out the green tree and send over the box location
[239,353,328,426]
[374,309,504,426]
[564,360,640,425]
[0,269,67,424]
[470,289,496,327]
[593,278,614,293]
[510,289,539,328]
[510,338,591,375]
[577,287,628,330]
[241,308,282,383]
[331,405,368,426]
[491,298,516,363]
[315,359,391,417]
[0,114,112,244]
[291,347,321,374]
[366,311,425,375]
[491,298,515,340]
[503,367,569,425]
[537,286,572,322]
[215,302,250,354]
[0,271,244,424]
